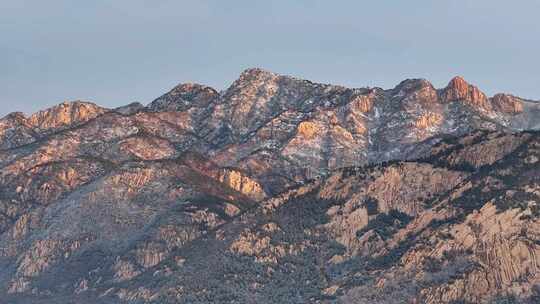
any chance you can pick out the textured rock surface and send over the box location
[0,69,539,303]
[147,83,218,112]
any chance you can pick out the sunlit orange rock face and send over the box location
[349,94,375,113]
[26,101,107,132]
[414,112,443,129]
[440,76,491,110]
[296,121,320,139]
[0,69,539,303]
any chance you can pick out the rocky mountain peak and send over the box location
[237,67,277,79]
[390,78,438,104]
[490,93,524,114]
[440,76,490,109]
[1,112,27,123]
[170,83,218,100]
[26,100,107,132]
[147,82,219,112]
[394,78,434,90]
[447,75,468,86]
[0,101,107,149]
[222,68,281,100]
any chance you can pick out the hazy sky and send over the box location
[1,0,540,117]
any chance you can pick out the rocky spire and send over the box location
[221,68,281,102]
[440,76,490,110]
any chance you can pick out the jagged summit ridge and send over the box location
[1,70,539,188]
[26,100,107,130]
[3,69,535,121]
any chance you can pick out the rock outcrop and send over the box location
[147,83,218,112]
[440,76,490,110]
[491,93,525,114]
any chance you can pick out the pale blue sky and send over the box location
[1,0,539,117]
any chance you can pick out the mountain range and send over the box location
[0,69,539,303]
